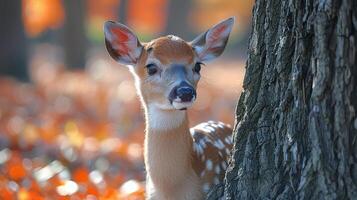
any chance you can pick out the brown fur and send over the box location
[148,37,195,65]
[145,114,203,199]
[133,36,199,113]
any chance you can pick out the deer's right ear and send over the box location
[104,21,143,65]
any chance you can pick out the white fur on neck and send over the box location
[146,104,186,131]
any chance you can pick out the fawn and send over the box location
[104,17,234,200]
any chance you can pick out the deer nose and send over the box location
[176,87,195,102]
[169,82,196,103]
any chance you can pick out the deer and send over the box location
[104,17,234,200]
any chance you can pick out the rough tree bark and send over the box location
[208,0,357,199]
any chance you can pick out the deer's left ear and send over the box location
[104,21,143,65]
[191,17,234,62]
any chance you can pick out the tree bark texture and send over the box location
[0,0,29,81]
[208,0,357,199]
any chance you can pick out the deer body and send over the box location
[104,18,235,199]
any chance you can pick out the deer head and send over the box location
[104,17,234,111]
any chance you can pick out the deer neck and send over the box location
[144,104,195,191]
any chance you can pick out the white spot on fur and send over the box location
[206,160,213,170]
[210,123,218,128]
[206,126,215,132]
[214,177,220,185]
[193,122,215,133]
[217,124,222,128]
[214,139,225,149]
[224,136,231,144]
[168,35,182,41]
[146,104,185,131]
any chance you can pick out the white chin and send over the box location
[172,101,194,110]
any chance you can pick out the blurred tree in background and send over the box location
[0,0,255,81]
[62,0,88,70]
[0,0,29,81]
[118,0,128,24]
[164,0,193,39]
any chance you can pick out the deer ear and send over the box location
[104,21,143,65]
[191,17,234,62]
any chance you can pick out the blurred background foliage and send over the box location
[0,0,253,199]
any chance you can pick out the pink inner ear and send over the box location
[111,27,130,42]
[105,22,142,64]
[110,26,134,56]
[207,23,228,44]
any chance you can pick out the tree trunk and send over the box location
[63,0,87,69]
[164,0,193,40]
[0,0,29,81]
[118,0,128,24]
[208,0,357,199]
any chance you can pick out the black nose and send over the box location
[169,82,196,103]
[176,87,195,102]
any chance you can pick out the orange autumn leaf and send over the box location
[18,188,45,200]
[100,187,119,200]
[28,179,42,194]
[8,164,27,181]
[73,167,89,183]
[86,183,99,196]
[0,187,14,200]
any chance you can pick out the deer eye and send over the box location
[193,62,202,73]
[146,64,158,75]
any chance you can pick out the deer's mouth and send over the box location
[171,97,196,110]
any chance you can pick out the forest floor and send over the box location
[0,49,245,199]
